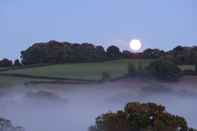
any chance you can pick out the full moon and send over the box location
[129,39,142,51]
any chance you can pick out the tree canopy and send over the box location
[21,41,113,65]
[0,58,12,67]
[89,102,196,131]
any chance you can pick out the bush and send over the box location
[147,59,181,81]
[89,102,194,131]
[128,62,148,77]
[101,72,111,81]
[128,63,136,76]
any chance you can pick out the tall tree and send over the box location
[106,45,121,59]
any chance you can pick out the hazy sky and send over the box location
[0,0,197,59]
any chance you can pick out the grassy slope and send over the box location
[0,76,27,87]
[0,59,195,88]
[1,59,152,80]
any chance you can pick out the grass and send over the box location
[0,67,9,71]
[0,76,27,87]
[0,59,153,80]
[0,59,196,88]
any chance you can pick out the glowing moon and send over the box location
[129,39,142,51]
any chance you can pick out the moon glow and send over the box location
[129,39,142,51]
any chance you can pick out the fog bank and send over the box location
[0,78,196,131]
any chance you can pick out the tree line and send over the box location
[1,40,197,66]
[20,40,122,65]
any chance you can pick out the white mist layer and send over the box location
[0,78,196,131]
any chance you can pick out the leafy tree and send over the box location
[21,41,108,65]
[147,59,181,81]
[14,59,22,66]
[80,43,97,62]
[89,102,195,131]
[143,48,165,59]
[95,46,106,61]
[106,45,121,59]
[0,58,12,67]
[122,50,131,58]
[169,46,195,65]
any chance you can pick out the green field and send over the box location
[0,59,195,88]
[0,76,29,87]
[0,59,152,81]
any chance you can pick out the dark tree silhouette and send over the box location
[143,48,165,59]
[0,58,12,67]
[21,41,110,65]
[106,45,121,59]
[14,59,22,66]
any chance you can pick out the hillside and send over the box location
[1,59,152,80]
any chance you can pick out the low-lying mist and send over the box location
[0,78,197,131]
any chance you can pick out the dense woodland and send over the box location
[1,40,197,66]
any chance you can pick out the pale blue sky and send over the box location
[0,0,197,59]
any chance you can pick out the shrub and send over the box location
[128,63,136,76]
[147,59,181,81]
[101,72,111,81]
[89,102,194,131]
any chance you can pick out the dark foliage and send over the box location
[143,48,165,59]
[106,45,122,59]
[143,46,197,66]
[14,59,22,66]
[89,102,195,131]
[0,58,12,67]
[147,59,181,81]
[168,46,197,65]
[122,50,131,58]
[19,41,197,66]
[21,41,109,65]
[0,117,25,131]
[101,72,111,81]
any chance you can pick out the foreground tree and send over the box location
[0,117,25,131]
[89,102,196,131]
